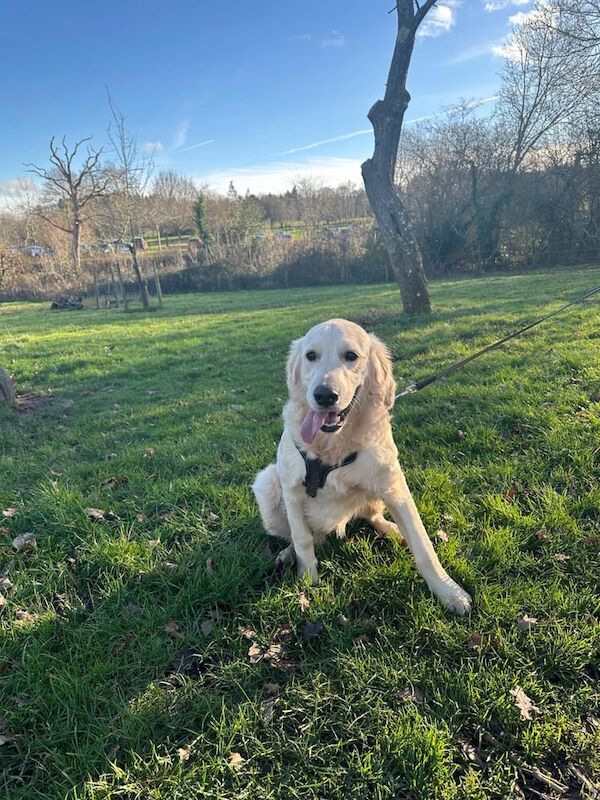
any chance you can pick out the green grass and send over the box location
[0,270,599,800]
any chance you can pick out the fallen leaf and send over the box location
[205,557,217,573]
[469,633,500,651]
[230,404,244,412]
[264,682,280,696]
[84,507,105,521]
[298,592,310,611]
[200,620,214,636]
[155,512,172,523]
[263,697,276,724]
[0,733,17,745]
[0,577,14,593]
[395,687,425,704]
[228,751,245,769]
[436,528,449,542]
[248,642,264,663]
[11,533,36,553]
[206,511,220,523]
[2,507,19,518]
[101,476,128,490]
[274,624,294,644]
[107,744,120,761]
[12,697,27,708]
[0,526,10,535]
[177,744,191,762]
[239,626,257,640]
[535,529,548,541]
[143,448,155,458]
[136,512,146,523]
[336,613,349,626]
[504,488,518,502]
[302,621,323,642]
[15,610,37,623]
[264,642,285,661]
[457,429,466,439]
[0,594,6,613]
[457,739,485,769]
[163,561,178,572]
[583,536,598,546]
[147,539,160,549]
[165,620,183,638]
[353,633,373,645]
[553,553,571,562]
[510,686,540,720]
[517,614,538,631]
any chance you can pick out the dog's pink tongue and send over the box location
[300,410,330,444]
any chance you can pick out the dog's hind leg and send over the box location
[252,464,291,540]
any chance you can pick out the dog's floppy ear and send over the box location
[367,334,396,409]
[286,337,304,395]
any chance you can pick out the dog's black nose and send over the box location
[314,385,339,408]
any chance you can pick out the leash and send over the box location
[396,283,600,399]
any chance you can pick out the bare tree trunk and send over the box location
[108,264,119,307]
[129,244,150,310]
[153,261,164,308]
[71,218,81,273]
[361,1,436,314]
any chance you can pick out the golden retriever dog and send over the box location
[252,318,472,615]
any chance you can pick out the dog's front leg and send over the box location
[382,470,472,615]
[281,485,318,584]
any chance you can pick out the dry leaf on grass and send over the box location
[205,557,217,573]
[136,512,146,523]
[15,610,37,623]
[228,751,245,769]
[457,739,485,769]
[12,533,36,553]
[2,507,19,518]
[436,529,449,542]
[177,744,191,762]
[84,507,106,521]
[248,642,264,664]
[583,536,599,545]
[143,448,155,458]
[0,594,6,612]
[206,511,220,523]
[101,476,128,490]
[510,686,540,720]
[165,620,183,638]
[0,733,19,745]
[298,592,310,611]
[0,577,14,593]
[200,620,214,636]
[553,553,571,562]
[469,633,500,651]
[230,404,244,412]
[147,539,160,549]
[239,626,257,640]
[394,687,425,704]
[535,529,548,541]
[517,614,538,631]
[263,697,277,724]
[163,561,178,572]
[504,488,518,502]
[13,697,27,709]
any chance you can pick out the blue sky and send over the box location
[0,0,532,199]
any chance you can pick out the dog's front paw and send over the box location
[297,560,319,585]
[438,582,472,615]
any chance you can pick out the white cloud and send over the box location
[195,157,365,195]
[418,2,460,38]
[0,177,39,209]
[176,139,214,153]
[444,40,500,65]
[143,141,164,153]
[172,119,190,150]
[321,31,346,48]
[484,0,530,10]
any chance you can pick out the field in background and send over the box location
[0,270,599,799]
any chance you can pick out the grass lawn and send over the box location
[0,270,599,800]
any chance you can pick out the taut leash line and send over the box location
[396,283,600,399]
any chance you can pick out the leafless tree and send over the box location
[26,138,109,273]
[362,0,438,314]
[106,96,153,310]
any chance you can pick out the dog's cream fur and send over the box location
[252,318,472,614]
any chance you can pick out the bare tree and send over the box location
[362,0,438,314]
[26,138,109,273]
[106,96,153,310]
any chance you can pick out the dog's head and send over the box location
[287,318,395,444]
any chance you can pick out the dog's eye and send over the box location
[345,351,359,362]
[306,351,317,361]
